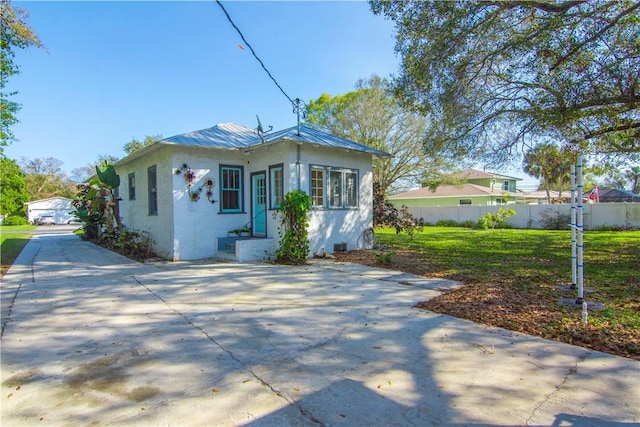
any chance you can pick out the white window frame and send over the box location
[269,164,284,209]
[310,165,359,209]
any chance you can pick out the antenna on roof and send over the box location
[255,115,272,143]
[293,98,307,136]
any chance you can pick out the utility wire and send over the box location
[215,0,295,107]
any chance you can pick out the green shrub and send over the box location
[476,207,516,229]
[593,224,639,231]
[459,220,476,228]
[538,208,571,230]
[373,185,422,237]
[2,215,28,226]
[275,190,311,264]
[436,219,459,227]
[373,250,396,265]
[94,227,155,261]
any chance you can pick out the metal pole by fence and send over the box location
[570,164,577,290]
[576,156,585,304]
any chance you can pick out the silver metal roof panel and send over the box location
[263,125,390,157]
[158,123,390,157]
[161,123,257,149]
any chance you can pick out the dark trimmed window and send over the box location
[220,165,243,213]
[128,172,136,200]
[148,165,157,215]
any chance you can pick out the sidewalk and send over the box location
[1,232,638,426]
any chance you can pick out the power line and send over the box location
[215,0,295,107]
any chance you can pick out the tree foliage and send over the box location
[626,166,640,193]
[18,156,75,200]
[71,161,123,239]
[370,0,640,164]
[305,75,453,195]
[523,143,578,202]
[1,1,43,151]
[0,157,29,215]
[70,154,121,183]
[124,134,162,155]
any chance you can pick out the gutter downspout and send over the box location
[296,143,301,191]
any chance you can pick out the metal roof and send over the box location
[262,125,390,157]
[159,123,390,157]
[161,123,257,149]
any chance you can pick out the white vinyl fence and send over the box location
[406,203,640,230]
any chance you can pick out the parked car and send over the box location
[36,215,56,225]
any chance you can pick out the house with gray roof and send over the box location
[115,123,389,261]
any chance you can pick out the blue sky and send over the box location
[7,0,537,187]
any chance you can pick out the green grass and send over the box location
[369,227,640,359]
[1,225,35,276]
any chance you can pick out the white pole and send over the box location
[576,155,584,304]
[570,165,577,290]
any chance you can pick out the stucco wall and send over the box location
[295,144,374,255]
[116,141,376,261]
[116,147,175,260]
[406,203,640,230]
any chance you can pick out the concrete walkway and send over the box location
[1,231,638,426]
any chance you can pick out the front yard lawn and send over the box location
[334,227,640,360]
[0,225,34,276]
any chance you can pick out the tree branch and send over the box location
[549,2,640,71]
[484,1,586,14]
[577,121,640,142]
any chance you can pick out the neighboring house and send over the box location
[516,190,562,205]
[389,169,522,207]
[114,123,389,262]
[454,169,520,193]
[591,188,640,203]
[25,197,74,224]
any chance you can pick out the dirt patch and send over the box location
[333,250,640,360]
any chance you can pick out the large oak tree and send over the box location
[370,0,639,165]
[305,75,453,195]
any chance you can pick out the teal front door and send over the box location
[251,172,267,236]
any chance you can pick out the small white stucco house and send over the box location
[114,123,389,261]
[25,197,74,224]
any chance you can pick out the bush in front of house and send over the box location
[275,190,311,264]
[373,185,422,237]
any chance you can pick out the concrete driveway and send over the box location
[1,230,638,426]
